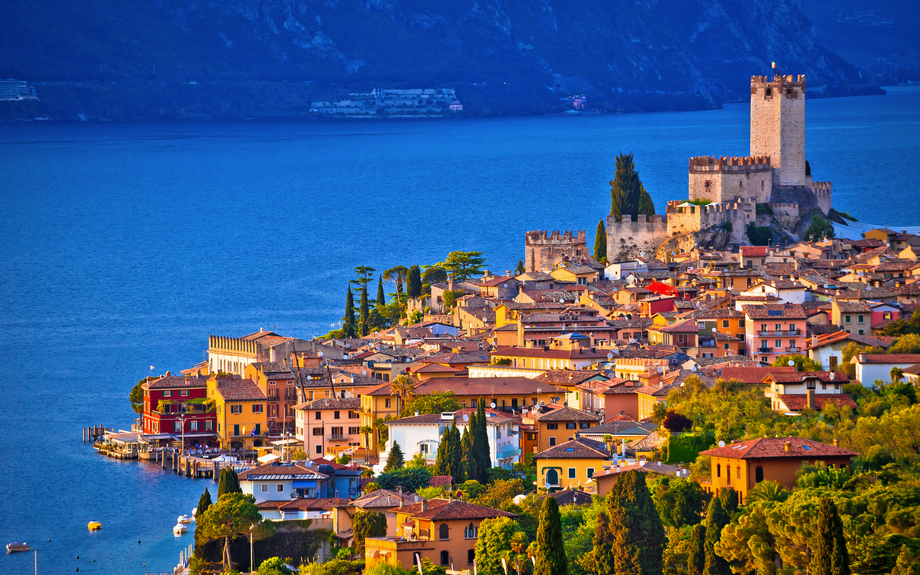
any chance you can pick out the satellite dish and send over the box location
[788,360,795,366]
[362,370,367,376]
[691,365,698,372]
[718,440,726,447]
[640,252,645,257]
[657,366,664,373]
[545,481,551,490]
[559,299,565,303]
[318,351,324,357]
[463,414,469,421]
[612,288,618,292]
[711,327,717,332]
[490,402,497,409]
[867,287,872,291]
[607,353,614,360]
[343,354,349,359]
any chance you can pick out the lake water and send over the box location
[1,86,918,574]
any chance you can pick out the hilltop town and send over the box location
[103,73,920,575]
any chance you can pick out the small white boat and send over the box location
[6,542,30,553]
[191,507,198,517]
[177,515,193,524]
[173,523,187,535]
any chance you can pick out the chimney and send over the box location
[421,500,427,512]
[784,441,791,452]
[505,270,511,278]
[806,389,815,410]
[833,438,839,447]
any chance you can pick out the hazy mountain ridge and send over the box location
[0,0,880,118]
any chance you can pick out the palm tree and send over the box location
[359,425,374,458]
[746,480,789,505]
[390,375,416,414]
[891,366,904,383]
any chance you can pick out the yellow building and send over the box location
[534,437,613,491]
[359,381,403,455]
[550,264,598,285]
[207,375,268,450]
[635,385,671,420]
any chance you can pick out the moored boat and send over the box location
[6,542,30,553]
[87,521,102,531]
[177,515,192,524]
[172,523,187,535]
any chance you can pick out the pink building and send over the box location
[744,304,808,364]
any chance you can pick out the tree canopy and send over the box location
[435,251,487,282]
[594,220,607,263]
[195,492,266,572]
[610,152,655,221]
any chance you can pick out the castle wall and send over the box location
[769,202,800,230]
[813,182,832,215]
[606,215,668,261]
[665,199,755,245]
[751,74,807,187]
[688,156,772,204]
[525,230,587,273]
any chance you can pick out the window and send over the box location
[845,315,851,323]
[549,437,557,447]
[277,484,284,493]
[233,424,240,437]
[164,390,172,397]
[181,389,189,397]
[191,420,198,431]
[439,523,450,540]
[724,343,730,350]
[334,411,340,420]
[468,550,475,564]
[349,410,360,419]
[331,427,343,438]
[254,424,261,436]
[546,423,558,430]
[440,550,449,566]
[385,398,391,408]
[722,320,729,328]
[465,522,478,539]
[315,411,322,420]
[252,404,263,413]
[736,467,741,480]
[205,420,213,431]
[760,323,767,332]
[315,444,322,454]
[858,315,864,323]
[775,323,782,331]
[726,466,731,484]
[587,468,595,478]
[174,421,182,432]
[858,329,864,335]
[755,466,764,483]
[566,423,576,430]
[775,340,782,348]
[312,428,323,436]
[230,404,242,414]
[420,443,428,454]
[349,426,360,435]
[580,422,590,429]
[261,484,268,493]
[717,464,721,478]
[568,468,576,479]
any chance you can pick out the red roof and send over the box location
[645,282,678,296]
[740,246,769,257]
[776,394,857,411]
[858,354,920,365]
[719,366,796,384]
[700,436,858,459]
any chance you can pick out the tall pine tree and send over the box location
[359,286,370,336]
[606,469,665,575]
[704,494,731,575]
[193,488,221,563]
[466,399,491,483]
[460,427,472,481]
[384,441,405,472]
[609,151,655,222]
[812,497,850,575]
[534,496,568,575]
[594,220,607,263]
[435,423,463,484]
[688,524,706,575]
[343,285,356,338]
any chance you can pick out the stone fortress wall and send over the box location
[525,229,587,272]
[605,214,668,261]
[751,74,807,187]
[688,155,773,204]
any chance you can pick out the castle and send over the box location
[524,230,587,273]
[602,72,833,260]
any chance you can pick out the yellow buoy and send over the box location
[87,522,102,531]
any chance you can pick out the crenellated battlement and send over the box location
[812,181,832,194]
[606,213,669,261]
[525,229,588,272]
[525,229,587,246]
[751,74,806,87]
[689,155,771,174]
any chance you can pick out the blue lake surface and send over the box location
[0,86,918,574]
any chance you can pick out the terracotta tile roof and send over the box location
[857,354,920,364]
[277,497,349,512]
[427,476,454,488]
[743,303,807,319]
[489,348,610,360]
[590,460,683,480]
[764,371,848,384]
[539,489,594,506]
[412,363,467,374]
[349,489,423,509]
[421,352,490,365]
[531,406,600,423]
[719,366,796,384]
[533,370,608,386]
[397,499,516,520]
[300,397,361,410]
[776,394,857,411]
[835,300,872,313]
[413,376,563,397]
[214,378,266,401]
[534,437,611,460]
[579,420,655,436]
[700,436,858,459]
[740,246,769,257]
[143,375,209,390]
[238,462,327,480]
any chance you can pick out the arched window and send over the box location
[716,464,721,478]
[440,550,449,566]
[545,468,559,487]
[468,550,475,565]
[439,523,450,541]
[755,466,764,483]
[737,466,741,480]
[726,466,732,484]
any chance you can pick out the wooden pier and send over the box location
[82,425,112,443]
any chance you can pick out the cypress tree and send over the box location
[359,286,370,336]
[448,424,463,485]
[515,259,525,275]
[586,510,615,575]
[434,424,454,477]
[385,441,405,472]
[704,495,731,575]
[594,219,607,263]
[193,488,220,562]
[344,286,356,338]
[407,265,422,300]
[609,151,655,221]
[460,426,472,481]
[217,468,241,499]
[468,399,491,482]
[812,497,850,575]
[465,408,483,483]
[534,496,568,575]
[606,469,665,575]
[688,524,706,575]
[718,486,739,516]
[376,276,386,308]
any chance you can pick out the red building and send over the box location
[142,374,217,447]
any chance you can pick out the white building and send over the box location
[604,260,648,281]
[741,281,807,305]
[238,461,328,504]
[854,353,920,387]
[378,409,521,473]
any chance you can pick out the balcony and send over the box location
[267,395,280,403]
[328,434,346,441]
[786,347,800,353]
[757,329,801,337]
[499,448,522,460]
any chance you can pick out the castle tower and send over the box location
[750,71,807,187]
